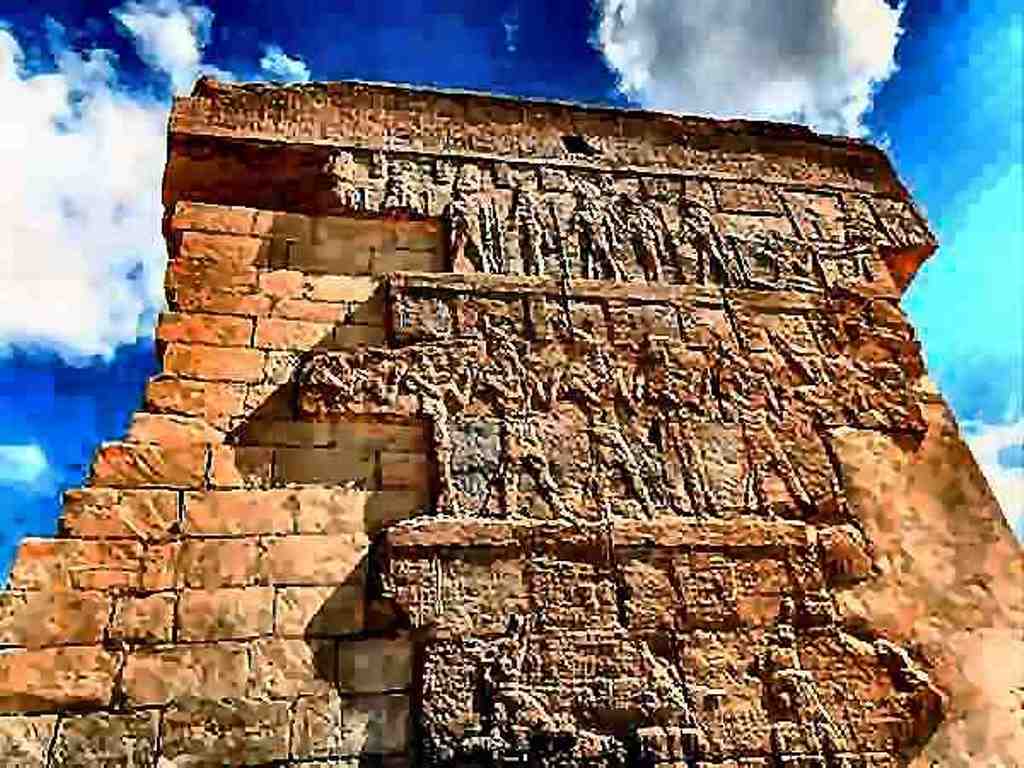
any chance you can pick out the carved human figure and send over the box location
[572,179,629,281]
[513,188,548,276]
[620,195,666,282]
[319,149,363,211]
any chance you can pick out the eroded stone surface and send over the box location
[0,79,1016,767]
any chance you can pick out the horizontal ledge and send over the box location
[382,516,812,551]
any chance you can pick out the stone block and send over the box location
[0,714,57,767]
[184,489,294,536]
[380,451,430,490]
[176,230,266,273]
[373,248,445,273]
[0,646,118,713]
[170,201,257,234]
[60,488,179,541]
[50,710,158,768]
[144,376,246,430]
[0,590,109,648]
[336,638,412,693]
[254,317,335,350]
[178,538,262,588]
[7,539,143,591]
[291,488,427,535]
[162,342,266,383]
[272,446,375,486]
[139,541,179,592]
[109,593,175,644]
[207,445,275,489]
[89,441,207,489]
[121,643,249,705]
[161,697,290,765]
[275,583,365,639]
[177,587,274,641]
[291,691,410,759]
[262,534,368,586]
[250,637,336,698]
[125,413,224,447]
[333,323,388,349]
[307,275,379,303]
[272,298,349,323]
[258,268,306,299]
[156,311,253,346]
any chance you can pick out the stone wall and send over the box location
[0,80,1019,767]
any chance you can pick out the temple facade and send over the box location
[0,79,1020,767]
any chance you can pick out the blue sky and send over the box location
[0,0,1021,573]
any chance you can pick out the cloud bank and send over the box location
[0,1,307,364]
[260,45,311,82]
[111,0,226,94]
[593,0,904,136]
[0,444,57,496]
[0,27,166,362]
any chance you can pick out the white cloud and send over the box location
[260,45,311,82]
[593,0,904,136]
[111,0,228,95]
[0,29,167,363]
[0,444,56,495]
[0,2,274,364]
[964,418,1024,540]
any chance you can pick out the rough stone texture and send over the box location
[0,79,1018,767]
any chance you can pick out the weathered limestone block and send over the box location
[60,488,179,541]
[121,643,249,706]
[161,697,290,765]
[50,710,159,768]
[0,714,57,767]
[0,646,119,713]
[291,691,411,759]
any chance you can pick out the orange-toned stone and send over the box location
[253,317,334,350]
[306,275,379,303]
[144,376,247,430]
[89,441,207,489]
[177,587,273,641]
[60,488,178,541]
[7,539,143,591]
[380,452,430,490]
[250,638,336,698]
[184,489,294,536]
[156,311,253,346]
[178,538,262,588]
[170,201,258,235]
[109,593,175,644]
[0,646,119,713]
[139,541,180,591]
[207,445,274,489]
[262,534,367,586]
[0,591,109,648]
[121,643,249,706]
[274,584,365,637]
[257,269,305,299]
[125,413,224,447]
[272,298,348,324]
[162,342,266,383]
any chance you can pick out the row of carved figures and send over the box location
[319,148,886,291]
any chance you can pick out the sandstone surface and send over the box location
[0,78,1019,767]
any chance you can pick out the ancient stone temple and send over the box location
[1,78,1021,767]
